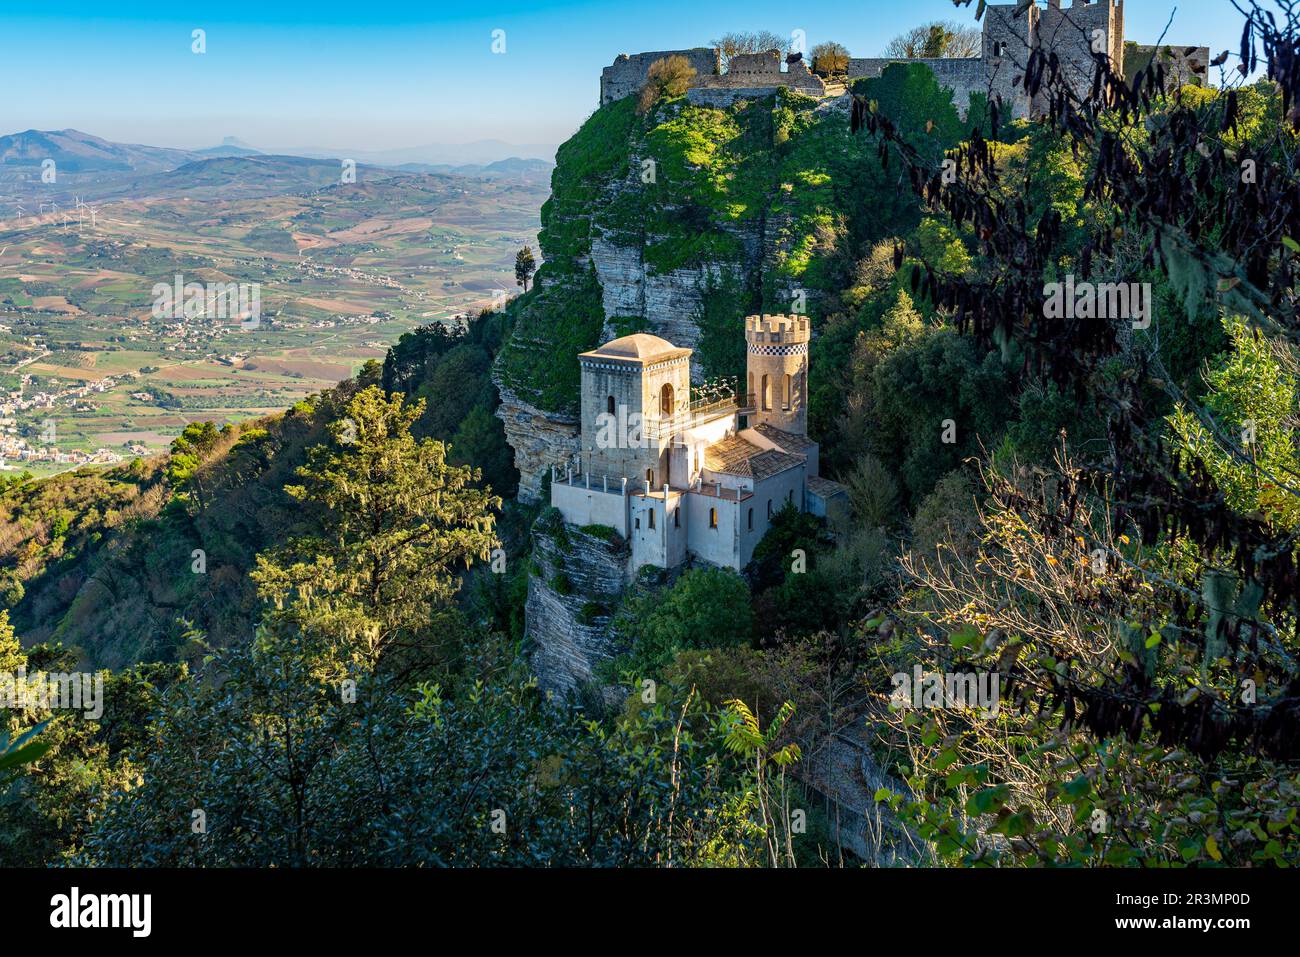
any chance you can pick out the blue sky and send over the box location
[1,0,1243,155]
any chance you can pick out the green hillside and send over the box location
[497,66,962,414]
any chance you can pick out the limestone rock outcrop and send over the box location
[492,381,579,504]
[525,516,630,695]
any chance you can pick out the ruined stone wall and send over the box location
[847,57,985,116]
[600,48,721,105]
[696,50,826,92]
[695,50,825,95]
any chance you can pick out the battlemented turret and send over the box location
[745,314,810,436]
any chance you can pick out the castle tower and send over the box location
[983,0,1125,119]
[578,333,691,487]
[1034,0,1125,113]
[744,314,809,435]
[982,1,1041,119]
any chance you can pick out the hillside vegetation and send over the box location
[3,5,1300,867]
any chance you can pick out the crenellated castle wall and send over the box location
[847,57,986,116]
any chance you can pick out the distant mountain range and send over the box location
[393,157,555,181]
[0,129,198,173]
[0,130,558,216]
[0,129,555,180]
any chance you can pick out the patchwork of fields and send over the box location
[0,158,547,475]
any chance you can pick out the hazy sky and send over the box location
[2,0,1242,155]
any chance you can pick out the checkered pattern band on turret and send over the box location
[746,341,808,357]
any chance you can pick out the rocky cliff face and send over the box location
[590,231,756,367]
[526,515,631,695]
[493,381,579,504]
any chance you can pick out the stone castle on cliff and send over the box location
[600,0,1208,118]
[549,317,847,573]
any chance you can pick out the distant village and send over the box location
[0,372,136,471]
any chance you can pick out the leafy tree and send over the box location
[869,326,1007,504]
[77,634,800,867]
[884,456,1300,866]
[845,452,901,530]
[0,723,48,793]
[450,404,518,499]
[1168,315,1300,529]
[714,698,802,867]
[745,501,831,591]
[852,63,966,162]
[638,55,697,114]
[165,420,227,509]
[810,41,849,78]
[907,468,979,563]
[0,610,23,674]
[615,567,754,677]
[0,614,48,799]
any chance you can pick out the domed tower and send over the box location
[744,314,809,435]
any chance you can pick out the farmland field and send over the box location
[0,155,547,471]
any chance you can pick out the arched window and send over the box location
[747,371,755,405]
[747,507,753,530]
[606,395,616,416]
[782,373,792,411]
[673,507,680,527]
[761,374,770,411]
[992,40,1006,57]
[645,467,654,485]
[648,508,655,529]
[660,382,675,416]
[709,508,718,529]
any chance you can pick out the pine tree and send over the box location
[514,244,536,292]
[251,386,500,674]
